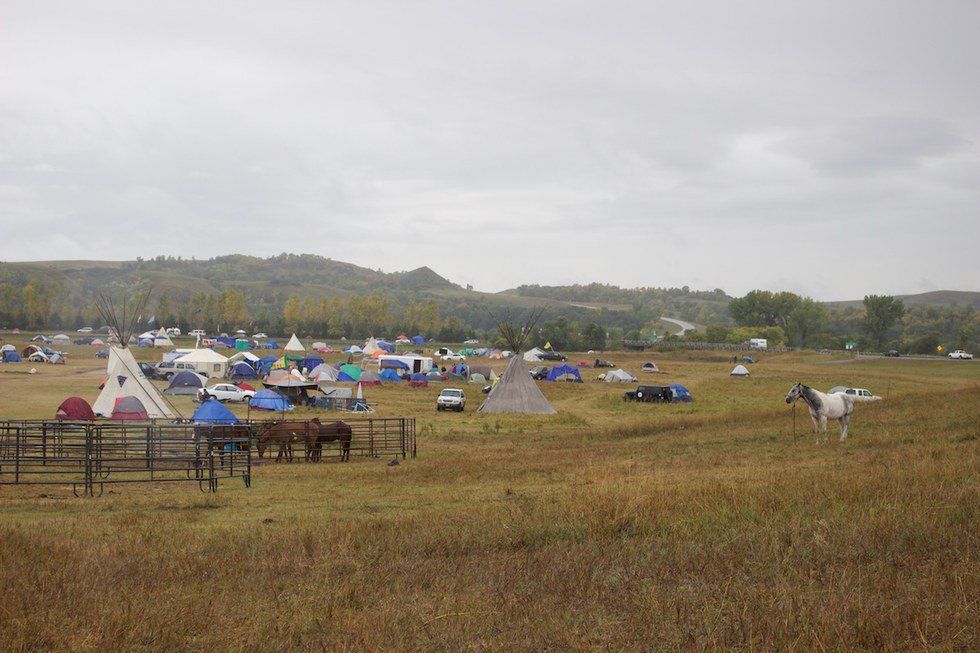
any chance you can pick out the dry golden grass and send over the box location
[1,340,978,651]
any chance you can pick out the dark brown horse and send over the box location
[256,419,319,463]
[307,420,353,462]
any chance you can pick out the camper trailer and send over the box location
[749,338,768,350]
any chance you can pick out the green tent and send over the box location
[339,364,362,382]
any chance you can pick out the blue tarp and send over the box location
[249,389,292,411]
[380,369,402,382]
[380,358,409,370]
[411,335,425,346]
[337,371,357,382]
[215,337,236,348]
[229,361,258,380]
[2,351,21,362]
[546,364,583,382]
[409,372,428,382]
[742,356,755,364]
[669,384,693,402]
[377,341,395,353]
[192,399,240,424]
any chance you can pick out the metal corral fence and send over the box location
[0,417,416,496]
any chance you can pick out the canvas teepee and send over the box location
[284,333,305,352]
[478,309,556,415]
[91,291,175,419]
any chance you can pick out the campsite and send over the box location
[0,327,977,650]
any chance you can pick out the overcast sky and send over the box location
[2,1,978,300]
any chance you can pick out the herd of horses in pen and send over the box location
[199,418,353,464]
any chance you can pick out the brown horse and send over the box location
[256,419,319,463]
[307,420,353,462]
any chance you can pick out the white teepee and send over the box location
[93,347,175,418]
[284,333,305,352]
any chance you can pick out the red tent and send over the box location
[110,396,149,420]
[55,396,95,420]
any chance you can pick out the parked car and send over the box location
[153,360,201,380]
[95,348,109,359]
[884,350,900,357]
[441,353,466,361]
[197,383,255,403]
[189,329,206,337]
[77,327,93,333]
[624,385,672,403]
[594,358,615,368]
[463,338,479,345]
[252,332,268,339]
[166,327,182,336]
[138,362,157,378]
[948,350,973,360]
[539,351,567,362]
[528,365,549,380]
[436,388,466,412]
[828,386,881,402]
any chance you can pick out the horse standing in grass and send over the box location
[785,382,855,442]
[307,420,353,462]
[256,419,320,462]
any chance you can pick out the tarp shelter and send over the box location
[730,365,750,377]
[359,370,382,386]
[468,365,497,383]
[299,356,324,373]
[603,369,637,383]
[523,347,547,362]
[343,345,363,355]
[192,399,240,424]
[56,396,95,420]
[641,362,660,373]
[2,350,21,362]
[163,371,206,395]
[312,341,327,351]
[377,340,395,353]
[284,333,305,353]
[669,384,693,402]
[371,349,387,359]
[93,347,175,419]
[48,353,66,364]
[545,364,583,383]
[27,351,49,363]
[52,334,71,345]
[249,389,292,411]
[742,355,755,364]
[175,348,229,378]
[425,368,444,380]
[229,351,260,364]
[1,344,15,352]
[338,364,362,382]
[111,395,149,420]
[478,355,556,414]
[228,361,258,381]
[380,369,402,382]
[257,355,278,373]
[379,358,409,371]
[411,335,425,346]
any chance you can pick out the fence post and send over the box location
[400,419,406,459]
[369,419,375,458]
[14,427,20,483]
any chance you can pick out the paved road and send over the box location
[661,317,697,336]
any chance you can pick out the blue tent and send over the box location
[164,371,205,395]
[411,335,425,346]
[2,351,21,362]
[229,361,259,380]
[409,372,428,382]
[215,337,236,348]
[299,356,323,372]
[380,369,402,382]
[669,384,693,402]
[546,364,583,382]
[256,355,278,373]
[249,389,292,411]
[265,340,279,349]
[742,355,755,364]
[192,399,240,424]
[377,340,395,353]
[337,371,357,382]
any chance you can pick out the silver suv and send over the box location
[436,388,466,412]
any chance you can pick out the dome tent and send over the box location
[545,364,583,383]
[111,395,149,420]
[603,369,637,383]
[192,398,240,424]
[163,371,206,395]
[56,396,95,420]
[249,389,292,411]
[228,361,259,381]
[730,364,750,377]
[669,384,693,402]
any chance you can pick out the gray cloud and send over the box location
[1,1,978,299]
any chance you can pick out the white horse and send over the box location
[785,382,854,442]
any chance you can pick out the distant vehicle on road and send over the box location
[884,350,900,357]
[77,327,93,333]
[189,329,206,337]
[252,332,268,339]
[948,350,973,359]
[624,385,673,403]
[463,339,479,345]
[538,351,567,362]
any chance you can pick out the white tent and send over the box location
[362,337,381,356]
[309,363,339,382]
[640,362,660,373]
[603,369,637,383]
[284,333,305,353]
[523,347,546,362]
[730,364,750,376]
[52,334,71,345]
[175,348,229,378]
[153,328,174,348]
[228,351,260,364]
[93,347,175,418]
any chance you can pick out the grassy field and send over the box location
[0,338,977,650]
